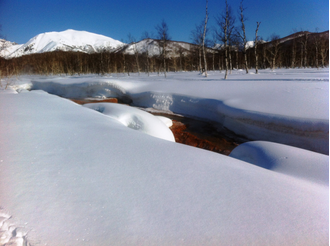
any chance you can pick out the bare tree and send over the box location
[191,22,204,73]
[312,34,320,69]
[141,31,151,76]
[216,0,235,79]
[298,31,309,68]
[319,35,329,68]
[156,19,171,78]
[254,22,261,74]
[236,0,249,73]
[121,44,129,75]
[128,33,140,75]
[267,34,280,70]
[228,32,237,74]
[303,32,309,68]
[290,38,297,68]
[202,0,209,77]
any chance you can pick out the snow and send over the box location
[230,141,329,185]
[0,68,328,245]
[26,68,329,154]
[124,39,195,57]
[83,102,175,142]
[0,39,23,57]
[2,29,124,58]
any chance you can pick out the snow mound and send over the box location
[230,141,329,185]
[83,103,175,142]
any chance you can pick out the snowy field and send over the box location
[0,68,328,245]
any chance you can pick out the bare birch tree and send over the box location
[267,34,280,70]
[156,19,171,78]
[216,0,234,79]
[141,31,151,76]
[298,31,309,68]
[320,35,329,68]
[254,22,261,74]
[128,34,140,75]
[191,22,203,73]
[202,0,209,77]
[236,0,249,73]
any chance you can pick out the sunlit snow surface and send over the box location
[0,68,328,245]
[27,68,329,154]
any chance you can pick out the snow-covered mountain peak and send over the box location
[2,29,125,58]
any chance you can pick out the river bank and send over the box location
[69,98,245,155]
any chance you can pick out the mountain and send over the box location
[1,29,125,58]
[120,38,214,57]
[0,39,22,57]
[1,29,328,60]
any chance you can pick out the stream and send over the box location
[70,98,247,155]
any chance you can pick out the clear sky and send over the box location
[0,0,328,44]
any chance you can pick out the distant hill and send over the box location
[118,38,206,57]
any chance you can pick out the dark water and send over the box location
[146,111,247,155]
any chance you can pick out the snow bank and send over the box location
[83,103,175,142]
[26,68,329,154]
[0,90,328,245]
[230,141,329,185]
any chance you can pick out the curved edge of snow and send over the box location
[156,116,173,127]
[229,141,329,185]
[83,103,175,142]
[131,91,329,154]
[15,73,329,154]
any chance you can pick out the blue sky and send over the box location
[0,0,328,44]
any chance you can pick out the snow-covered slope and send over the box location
[3,29,124,58]
[230,141,329,185]
[122,38,202,57]
[0,39,22,57]
[0,89,328,245]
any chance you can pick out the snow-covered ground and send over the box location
[26,68,329,154]
[0,68,328,245]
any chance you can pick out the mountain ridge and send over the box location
[0,29,125,58]
[1,29,328,59]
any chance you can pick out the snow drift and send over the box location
[83,102,175,142]
[230,141,329,185]
[0,89,328,245]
